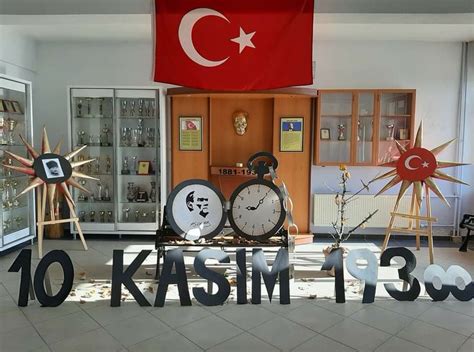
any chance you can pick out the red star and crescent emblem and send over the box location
[397,147,437,181]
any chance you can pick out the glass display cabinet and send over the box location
[0,74,35,251]
[315,89,415,166]
[378,91,414,164]
[69,87,164,236]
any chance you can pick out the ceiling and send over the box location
[0,0,473,42]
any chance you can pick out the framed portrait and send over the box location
[0,100,5,113]
[137,161,150,175]
[320,128,330,140]
[11,101,22,114]
[3,100,15,113]
[42,158,65,179]
[179,116,202,151]
[280,117,303,152]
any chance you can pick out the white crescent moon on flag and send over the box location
[404,155,422,170]
[178,8,230,67]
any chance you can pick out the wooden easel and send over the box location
[382,184,437,264]
[36,183,87,259]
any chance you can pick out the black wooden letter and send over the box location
[236,248,247,304]
[111,250,151,307]
[8,249,32,307]
[193,249,231,306]
[252,248,290,304]
[321,248,345,303]
[155,249,191,307]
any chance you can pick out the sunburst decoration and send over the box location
[3,127,98,211]
[372,122,468,208]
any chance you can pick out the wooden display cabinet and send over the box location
[314,89,415,166]
[168,87,316,236]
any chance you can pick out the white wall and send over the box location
[35,39,470,233]
[0,28,37,82]
[34,40,161,148]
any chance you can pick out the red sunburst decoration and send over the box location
[372,122,468,208]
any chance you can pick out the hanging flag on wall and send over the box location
[153,0,314,90]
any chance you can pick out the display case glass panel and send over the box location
[0,75,35,250]
[69,87,162,235]
[318,92,352,164]
[378,92,413,164]
[356,92,375,164]
[115,89,159,231]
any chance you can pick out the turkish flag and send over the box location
[153,0,314,90]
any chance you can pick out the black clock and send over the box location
[228,152,286,241]
[166,179,227,240]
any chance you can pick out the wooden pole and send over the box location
[65,197,88,251]
[382,200,401,251]
[425,184,434,264]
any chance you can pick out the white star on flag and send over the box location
[230,27,256,54]
[422,161,430,168]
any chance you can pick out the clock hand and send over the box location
[254,191,271,209]
[246,205,257,211]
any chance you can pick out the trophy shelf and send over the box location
[68,86,165,236]
[0,74,36,252]
[314,89,416,166]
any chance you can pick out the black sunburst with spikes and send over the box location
[3,127,98,207]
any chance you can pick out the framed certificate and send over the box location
[179,116,202,151]
[137,161,150,175]
[280,117,303,152]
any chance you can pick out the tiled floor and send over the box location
[0,237,473,351]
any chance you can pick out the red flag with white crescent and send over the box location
[153,0,314,90]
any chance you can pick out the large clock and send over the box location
[228,152,286,241]
[166,179,226,240]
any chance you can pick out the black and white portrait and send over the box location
[186,191,209,218]
[42,158,64,179]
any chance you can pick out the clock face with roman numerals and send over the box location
[228,178,286,241]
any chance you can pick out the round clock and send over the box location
[166,179,227,240]
[228,152,286,241]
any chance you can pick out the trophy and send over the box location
[144,100,150,116]
[105,155,112,174]
[78,179,87,201]
[14,217,23,229]
[130,100,136,117]
[141,211,148,222]
[134,209,140,222]
[146,128,155,147]
[337,124,346,141]
[89,211,96,222]
[3,218,11,232]
[101,124,111,146]
[99,211,106,223]
[151,210,157,222]
[77,99,83,117]
[79,211,86,222]
[131,129,139,147]
[77,130,86,145]
[138,99,144,116]
[386,124,395,141]
[12,180,20,207]
[97,98,104,118]
[6,118,17,145]
[150,181,157,203]
[121,127,130,146]
[137,119,144,146]
[96,182,103,201]
[151,158,157,175]
[357,120,362,142]
[126,182,136,202]
[4,157,13,177]
[85,98,92,117]
[3,180,11,209]
[94,159,100,174]
[131,156,137,174]
[107,210,113,223]
[123,208,130,222]
[103,184,111,202]
[150,101,155,117]
[121,99,128,117]
[121,156,130,175]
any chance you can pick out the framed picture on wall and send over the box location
[179,116,202,151]
[280,117,303,152]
